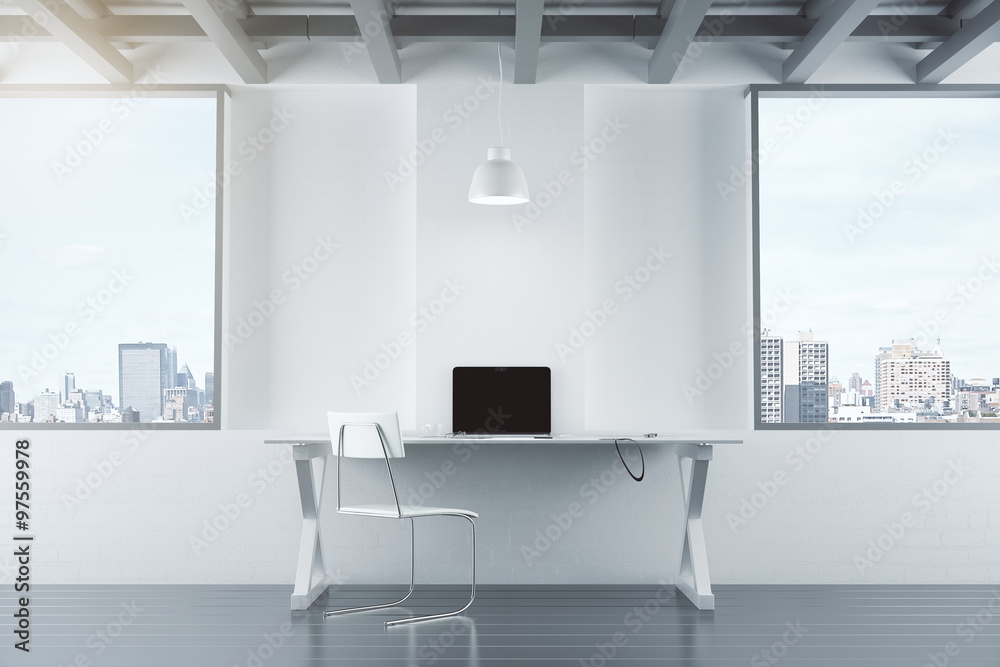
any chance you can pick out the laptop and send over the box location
[452,367,551,436]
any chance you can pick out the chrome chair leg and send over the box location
[386,515,476,627]
[324,518,415,618]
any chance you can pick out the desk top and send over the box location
[264,434,742,446]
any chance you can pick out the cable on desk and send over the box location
[614,438,644,482]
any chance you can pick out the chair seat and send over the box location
[339,504,478,519]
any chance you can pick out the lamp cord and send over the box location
[497,40,504,147]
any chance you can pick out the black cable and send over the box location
[614,438,644,482]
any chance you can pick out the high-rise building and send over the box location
[84,390,103,413]
[782,331,829,423]
[0,381,14,416]
[874,339,951,413]
[62,372,75,404]
[828,378,843,409]
[166,347,178,392]
[205,372,214,406]
[760,332,783,423]
[163,387,198,421]
[178,363,196,389]
[848,372,863,395]
[33,389,60,422]
[119,343,169,423]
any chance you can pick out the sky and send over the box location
[0,96,217,406]
[758,95,1000,385]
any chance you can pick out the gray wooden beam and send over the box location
[782,0,881,83]
[648,0,713,83]
[12,0,131,82]
[514,0,543,83]
[349,0,401,83]
[180,0,266,83]
[917,0,1000,82]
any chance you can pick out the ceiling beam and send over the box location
[11,0,131,82]
[348,0,401,83]
[801,0,836,19]
[65,0,108,20]
[940,0,994,19]
[513,0,543,83]
[917,0,1000,82]
[0,14,968,46]
[648,0,713,83]
[782,0,881,83]
[180,0,266,83]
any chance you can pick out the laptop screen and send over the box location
[452,367,551,435]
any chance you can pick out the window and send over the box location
[752,87,1000,428]
[0,88,225,427]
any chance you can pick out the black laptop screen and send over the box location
[452,367,551,435]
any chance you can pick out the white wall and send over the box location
[5,41,1000,587]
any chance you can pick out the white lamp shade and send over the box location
[468,147,530,205]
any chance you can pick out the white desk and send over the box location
[265,434,741,612]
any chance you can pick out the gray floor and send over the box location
[5,584,1000,665]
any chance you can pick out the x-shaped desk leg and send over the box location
[291,444,333,611]
[675,447,714,611]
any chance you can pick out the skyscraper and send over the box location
[760,332,783,423]
[166,347,178,391]
[178,363,196,389]
[119,343,169,423]
[33,389,60,422]
[0,381,14,416]
[62,372,75,404]
[875,340,951,413]
[205,372,214,406]
[782,331,829,423]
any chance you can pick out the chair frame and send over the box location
[323,420,476,626]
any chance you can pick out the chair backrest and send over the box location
[327,411,406,459]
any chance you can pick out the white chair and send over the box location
[324,411,478,626]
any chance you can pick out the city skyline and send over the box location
[0,339,213,423]
[761,328,999,423]
[758,96,1000,386]
[0,96,218,405]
